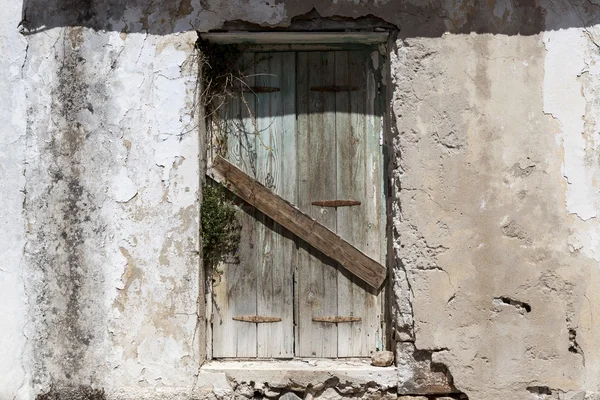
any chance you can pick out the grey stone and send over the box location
[279,393,302,400]
[371,350,394,367]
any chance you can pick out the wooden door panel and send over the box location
[254,52,295,358]
[213,53,258,358]
[296,52,339,357]
[212,49,385,359]
[335,51,383,357]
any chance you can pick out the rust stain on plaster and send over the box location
[159,237,173,266]
[177,204,197,232]
[114,247,145,313]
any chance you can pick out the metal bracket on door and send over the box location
[233,316,282,323]
[312,316,361,323]
[310,85,359,92]
[312,200,361,207]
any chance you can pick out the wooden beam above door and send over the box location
[201,32,388,45]
[208,155,387,290]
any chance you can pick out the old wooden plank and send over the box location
[277,51,297,358]
[335,50,381,357]
[334,50,356,357]
[367,49,387,354]
[296,51,338,358]
[312,316,362,323]
[212,52,258,358]
[201,32,389,45]
[209,155,387,289]
[254,52,295,358]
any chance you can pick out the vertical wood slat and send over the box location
[335,50,361,357]
[212,53,258,358]
[336,51,382,357]
[255,53,295,358]
[369,50,387,353]
[297,52,339,357]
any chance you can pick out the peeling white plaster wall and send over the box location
[543,29,592,219]
[0,0,28,398]
[15,24,201,399]
[3,0,600,399]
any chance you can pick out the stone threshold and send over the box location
[199,359,397,394]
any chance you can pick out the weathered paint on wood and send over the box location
[335,50,382,357]
[296,51,339,358]
[209,156,386,289]
[211,49,386,359]
[254,52,295,358]
[201,32,389,45]
[212,53,258,358]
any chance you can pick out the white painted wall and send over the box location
[0,0,28,398]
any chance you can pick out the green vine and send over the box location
[201,182,241,270]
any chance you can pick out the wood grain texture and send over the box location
[212,53,258,358]
[310,85,359,92]
[335,50,381,357]
[254,53,295,358]
[211,49,387,359]
[201,32,389,45]
[296,52,338,357]
[209,156,386,289]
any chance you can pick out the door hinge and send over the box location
[312,200,361,207]
[312,316,361,323]
[232,315,282,323]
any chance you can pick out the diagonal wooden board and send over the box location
[208,155,386,290]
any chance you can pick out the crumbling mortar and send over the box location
[387,39,418,345]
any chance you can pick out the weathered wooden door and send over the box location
[211,49,385,358]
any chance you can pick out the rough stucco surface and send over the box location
[0,0,28,398]
[6,17,201,399]
[3,0,600,399]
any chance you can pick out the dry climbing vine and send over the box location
[197,37,245,271]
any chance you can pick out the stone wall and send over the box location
[2,0,600,399]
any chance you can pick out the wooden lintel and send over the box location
[232,316,282,323]
[201,32,389,46]
[209,155,386,289]
[312,200,361,207]
[313,316,362,323]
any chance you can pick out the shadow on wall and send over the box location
[19,0,600,37]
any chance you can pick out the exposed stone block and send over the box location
[396,343,455,395]
[372,351,395,367]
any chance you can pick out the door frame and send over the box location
[199,31,397,362]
